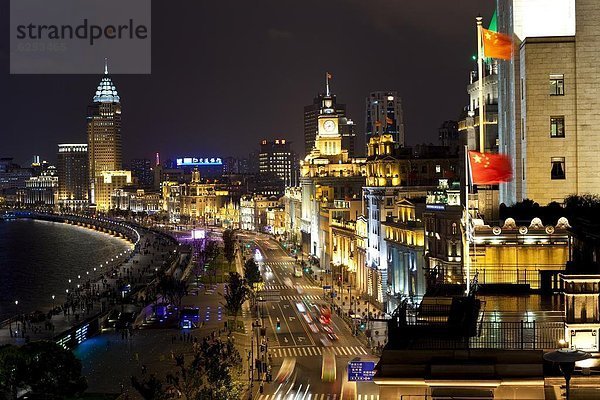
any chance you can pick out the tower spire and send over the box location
[104,57,109,75]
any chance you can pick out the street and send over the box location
[239,232,380,400]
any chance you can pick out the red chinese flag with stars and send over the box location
[482,28,512,60]
[468,150,513,185]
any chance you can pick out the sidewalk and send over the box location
[0,227,177,347]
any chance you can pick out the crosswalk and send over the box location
[264,284,321,291]
[270,346,368,358]
[280,295,322,301]
[263,261,296,267]
[257,395,379,400]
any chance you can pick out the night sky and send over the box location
[1,0,494,165]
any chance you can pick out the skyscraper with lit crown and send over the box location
[87,60,122,204]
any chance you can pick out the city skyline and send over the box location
[1,0,495,164]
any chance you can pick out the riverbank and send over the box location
[0,212,179,348]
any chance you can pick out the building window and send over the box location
[550,74,564,96]
[551,157,565,180]
[550,116,565,138]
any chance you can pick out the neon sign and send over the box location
[176,157,223,166]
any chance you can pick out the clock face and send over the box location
[323,120,335,132]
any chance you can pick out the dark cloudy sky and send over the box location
[1,0,495,165]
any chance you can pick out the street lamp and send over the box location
[544,348,592,400]
[52,294,55,309]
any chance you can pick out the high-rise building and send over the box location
[498,0,600,205]
[365,91,405,148]
[57,144,89,210]
[258,139,297,196]
[304,89,347,158]
[87,61,122,204]
[22,165,58,207]
[128,158,153,188]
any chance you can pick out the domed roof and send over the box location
[92,59,120,103]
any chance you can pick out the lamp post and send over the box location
[543,348,591,400]
[52,294,55,309]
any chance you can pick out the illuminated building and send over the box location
[161,181,181,222]
[365,91,405,149]
[266,205,286,236]
[304,92,347,158]
[57,144,89,210]
[240,194,280,232]
[0,158,32,191]
[329,200,373,301]
[95,170,132,212]
[112,188,160,213]
[383,198,427,306]
[87,62,122,204]
[363,134,459,310]
[300,94,366,265]
[22,165,59,207]
[127,158,153,188]
[282,187,302,247]
[459,58,498,153]
[258,139,297,196]
[498,0,600,205]
[469,217,570,290]
[177,169,231,225]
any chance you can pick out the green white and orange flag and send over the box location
[481,27,512,60]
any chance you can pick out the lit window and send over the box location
[550,116,565,138]
[551,157,565,180]
[550,74,564,96]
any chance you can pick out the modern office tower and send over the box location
[128,158,154,187]
[365,91,405,148]
[304,93,347,158]
[57,144,89,209]
[498,0,600,205]
[87,61,122,204]
[258,139,297,196]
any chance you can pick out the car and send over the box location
[303,313,313,324]
[322,324,333,334]
[295,302,306,313]
[320,335,333,347]
[309,323,319,333]
[327,333,339,341]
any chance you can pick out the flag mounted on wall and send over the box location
[468,150,513,185]
[481,28,512,60]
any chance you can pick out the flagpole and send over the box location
[464,145,471,295]
[326,72,330,96]
[476,15,485,153]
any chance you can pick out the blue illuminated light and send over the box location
[176,157,223,166]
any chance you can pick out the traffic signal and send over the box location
[276,318,281,330]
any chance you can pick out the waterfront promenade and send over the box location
[0,213,179,347]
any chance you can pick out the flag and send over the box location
[374,121,382,128]
[482,28,512,60]
[385,116,394,125]
[468,150,512,185]
[327,72,332,79]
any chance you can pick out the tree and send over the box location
[222,229,236,274]
[223,272,249,325]
[157,274,188,309]
[0,341,87,399]
[243,258,262,290]
[0,345,27,400]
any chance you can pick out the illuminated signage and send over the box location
[176,157,223,166]
[348,361,376,381]
[426,204,446,211]
[191,229,205,239]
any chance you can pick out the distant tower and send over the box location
[365,91,404,148]
[87,58,122,203]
